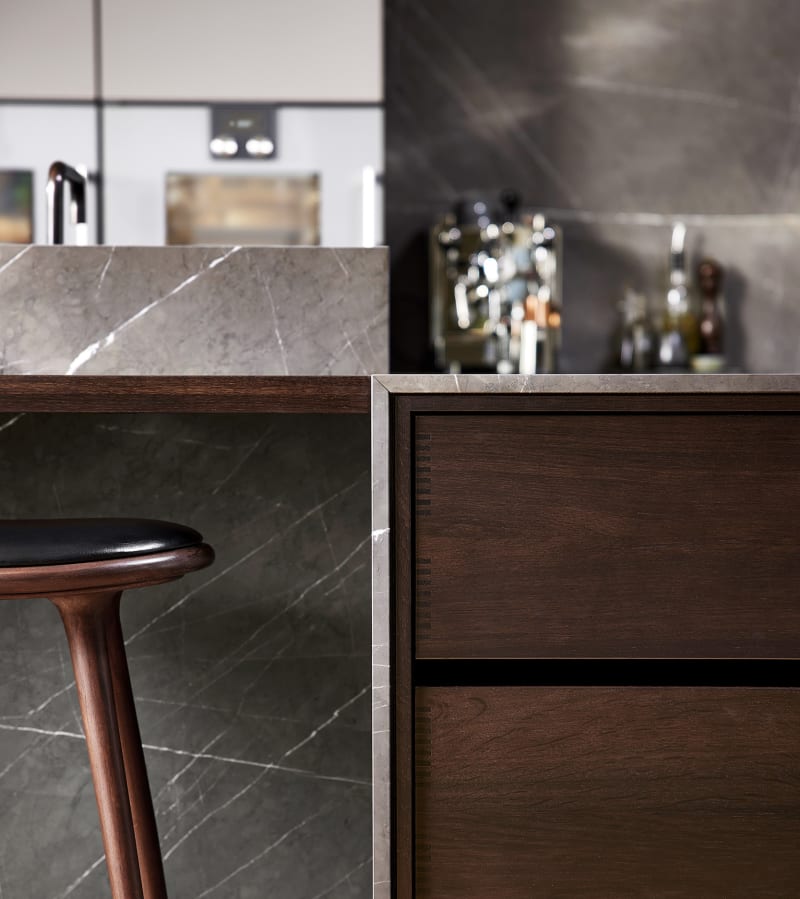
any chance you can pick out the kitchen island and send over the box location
[4,240,800,899]
[372,374,800,899]
[0,245,385,898]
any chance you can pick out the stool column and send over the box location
[52,591,145,899]
[106,596,168,899]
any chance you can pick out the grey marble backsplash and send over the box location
[558,214,800,373]
[386,0,800,373]
[0,245,387,375]
[0,411,371,898]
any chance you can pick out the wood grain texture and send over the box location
[15,546,216,897]
[416,686,800,899]
[415,413,800,659]
[0,376,370,413]
[106,599,168,899]
[53,591,146,899]
[392,397,416,899]
[0,544,214,599]
[401,392,800,414]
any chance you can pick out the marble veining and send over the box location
[373,373,800,394]
[0,245,388,376]
[386,0,800,373]
[0,412,372,898]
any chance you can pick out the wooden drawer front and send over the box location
[415,686,800,898]
[414,413,800,658]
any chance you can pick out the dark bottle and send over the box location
[693,258,725,373]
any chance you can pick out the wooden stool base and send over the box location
[0,543,214,899]
[54,591,152,899]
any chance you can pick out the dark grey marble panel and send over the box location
[386,0,800,372]
[0,412,371,898]
[388,0,800,214]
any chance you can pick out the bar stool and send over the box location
[0,519,214,899]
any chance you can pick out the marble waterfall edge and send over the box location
[0,245,388,375]
[0,244,387,896]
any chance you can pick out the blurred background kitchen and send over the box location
[2,0,800,376]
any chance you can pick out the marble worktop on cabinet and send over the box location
[372,372,800,394]
[0,245,387,376]
[369,372,800,899]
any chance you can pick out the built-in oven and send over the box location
[103,104,383,247]
[0,102,382,247]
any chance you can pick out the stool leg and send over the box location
[105,596,169,899]
[52,592,145,899]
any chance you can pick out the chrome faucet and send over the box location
[46,161,88,245]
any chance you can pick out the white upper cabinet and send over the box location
[0,0,95,99]
[101,0,383,102]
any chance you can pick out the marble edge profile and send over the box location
[367,368,800,899]
[372,373,800,394]
[370,377,391,899]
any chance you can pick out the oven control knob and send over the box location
[245,136,275,158]
[209,134,239,158]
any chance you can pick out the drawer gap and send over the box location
[414,658,800,687]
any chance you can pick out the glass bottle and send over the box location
[616,288,654,372]
[656,222,699,371]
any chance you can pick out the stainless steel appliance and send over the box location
[103,104,383,247]
[430,194,562,373]
[0,103,382,247]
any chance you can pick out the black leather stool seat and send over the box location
[0,518,203,567]
[0,518,212,898]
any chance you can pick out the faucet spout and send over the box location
[47,162,88,245]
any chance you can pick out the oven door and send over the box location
[103,105,383,247]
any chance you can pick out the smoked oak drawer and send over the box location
[414,413,800,659]
[415,685,800,898]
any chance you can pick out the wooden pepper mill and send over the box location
[694,258,725,372]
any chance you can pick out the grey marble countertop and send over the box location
[0,245,388,377]
[373,373,800,393]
